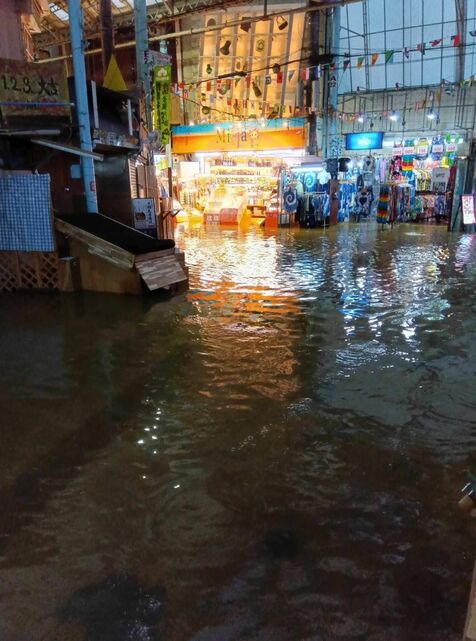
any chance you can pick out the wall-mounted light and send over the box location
[276,16,288,30]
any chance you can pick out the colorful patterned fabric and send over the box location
[0,174,54,251]
[377,185,390,224]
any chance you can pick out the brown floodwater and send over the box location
[0,223,475,641]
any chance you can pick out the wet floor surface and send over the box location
[0,223,475,641]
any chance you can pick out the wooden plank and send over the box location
[134,247,176,265]
[55,218,135,270]
[464,562,476,641]
[12,252,21,288]
[34,254,43,286]
[69,238,142,295]
[136,255,187,291]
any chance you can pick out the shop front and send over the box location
[329,131,465,225]
[171,118,307,228]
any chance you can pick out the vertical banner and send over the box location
[152,64,171,144]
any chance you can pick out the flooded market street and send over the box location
[0,223,475,641]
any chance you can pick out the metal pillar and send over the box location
[100,0,114,77]
[455,0,467,83]
[322,5,340,158]
[134,0,152,131]
[328,6,340,143]
[69,0,98,213]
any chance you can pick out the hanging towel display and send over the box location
[283,187,298,213]
[377,185,390,224]
[304,171,318,193]
[402,141,415,172]
[362,155,375,173]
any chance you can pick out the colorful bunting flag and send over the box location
[416,43,426,54]
[452,34,461,47]
[343,58,350,72]
[430,39,442,47]
[276,71,283,84]
[384,50,394,64]
[371,53,379,66]
[403,47,410,59]
[301,68,310,81]
[288,70,295,82]
[356,56,365,69]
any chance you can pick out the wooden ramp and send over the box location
[55,215,188,295]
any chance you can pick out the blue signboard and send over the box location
[345,132,384,150]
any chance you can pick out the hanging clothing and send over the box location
[354,187,372,219]
[283,187,298,214]
[377,185,390,224]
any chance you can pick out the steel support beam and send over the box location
[69,0,98,213]
[134,0,152,132]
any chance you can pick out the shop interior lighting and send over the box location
[240,18,252,32]
[427,111,437,120]
[189,120,195,126]
[389,111,399,121]
[357,115,364,123]
[276,16,289,30]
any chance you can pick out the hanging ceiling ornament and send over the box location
[272,64,280,74]
[206,64,213,75]
[256,39,265,53]
[265,75,272,85]
[252,80,262,98]
[220,40,231,56]
[240,17,252,33]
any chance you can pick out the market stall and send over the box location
[329,131,463,224]
[171,118,307,228]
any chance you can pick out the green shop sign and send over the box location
[152,65,171,145]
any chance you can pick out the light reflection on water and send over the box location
[0,223,475,641]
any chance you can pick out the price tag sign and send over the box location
[403,146,415,156]
[392,146,403,156]
[462,195,476,225]
[0,58,69,119]
[132,198,157,231]
[432,144,444,154]
[446,142,457,153]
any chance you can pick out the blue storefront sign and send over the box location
[345,132,384,151]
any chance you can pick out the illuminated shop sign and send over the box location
[171,118,306,153]
[345,132,384,151]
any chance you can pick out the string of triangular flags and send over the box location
[175,82,476,124]
[333,32,467,73]
[168,31,475,102]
